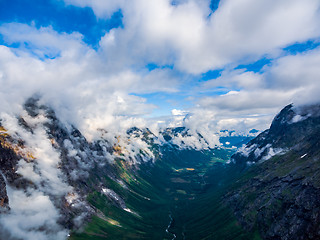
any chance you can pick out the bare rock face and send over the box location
[228,103,320,240]
[0,129,21,211]
[0,174,8,211]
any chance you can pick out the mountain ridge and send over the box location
[227,103,320,240]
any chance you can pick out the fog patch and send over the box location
[0,185,69,240]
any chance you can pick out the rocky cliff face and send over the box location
[228,104,320,240]
[0,124,32,212]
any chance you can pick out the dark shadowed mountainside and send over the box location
[228,104,320,240]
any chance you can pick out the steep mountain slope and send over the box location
[228,104,320,240]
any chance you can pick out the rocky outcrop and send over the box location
[0,125,29,211]
[0,174,8,211]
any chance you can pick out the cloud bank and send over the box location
[0,0,319,140]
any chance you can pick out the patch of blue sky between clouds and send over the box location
[132,85,230,118]
[131,92,193,118]
[283,40,320,55]
[145,63,174,71]
[200,69,223,81]
[210,0,220,12]
[171,0,219,18]
[234,40,320,73]
[170,0,220,10]
[236,58,272,73]
[207,0,220,18]
[0,0,123,49]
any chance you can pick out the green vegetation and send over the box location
[71,146,260,240]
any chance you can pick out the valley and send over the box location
[1,101,320,240]
[68,104,320,240]
[70,147,258,240]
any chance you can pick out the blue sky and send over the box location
[0,0,320,134]
[0,0,123,47]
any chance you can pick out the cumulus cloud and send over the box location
[66,0,320,73]
[188,45,320,133]
[0,23,87,59]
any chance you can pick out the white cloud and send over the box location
[0,113,71,240]
[0,0,320,139]
[0,187,68,240]
[203,69,265,90]
[66,0,320,73]
[264,48,320,88]
[1,112,71,193]
[171,109,187,116]
[0,106,99,239]
[198,89,296,111]
[64,0,126,18]
[0,23,86,59]
[0,23,182,140]
[190,45,320,133]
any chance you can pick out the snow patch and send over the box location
[300,153,308,159]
